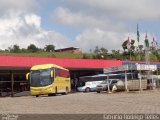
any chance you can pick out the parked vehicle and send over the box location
[96,79,120,93]
[26,64,71,97]
[77,74,121,92]
[77,81,103,92]
[79,74,121,83]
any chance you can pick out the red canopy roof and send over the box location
[0,56,123,69]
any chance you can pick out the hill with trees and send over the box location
[0,43,160,62]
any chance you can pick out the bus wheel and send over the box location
[65,87,69,95]
[54,87,57,96]
[62,87,69,95]
[36,95,39,97]
[97,91,100,93]
[85,87,90,92]
[48,93,56,96]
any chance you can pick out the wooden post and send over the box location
[11,71,14,97]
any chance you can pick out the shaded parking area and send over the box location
[0,90,160,114]
[0,69,30,97]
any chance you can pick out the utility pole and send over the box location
[137,24,141,61]
[144,33,151,89]
[145,48,150,81]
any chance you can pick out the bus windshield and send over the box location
[30,69,53,87]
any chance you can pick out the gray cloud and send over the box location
[74,29,127,52]
[0,0,38,16]
[54,7,126,32]
[66,0,160,21]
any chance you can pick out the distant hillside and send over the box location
[0,51,84,59]
[0,51,159,62]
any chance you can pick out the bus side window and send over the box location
[55,68,60,77]
[55,68,69,78]
[64,71,69,78]
[59,70,70,78]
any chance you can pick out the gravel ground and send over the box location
[0,90,160,114]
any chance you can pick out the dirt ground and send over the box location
[0,90,160,114]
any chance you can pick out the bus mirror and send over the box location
[26,73,30,80]
[51,70,54,78]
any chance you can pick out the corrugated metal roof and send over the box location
[0,56,123,69]
[1,56,160,69]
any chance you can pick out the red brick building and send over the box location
[55,47,82,53]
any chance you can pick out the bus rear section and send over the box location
[26,64,71,97]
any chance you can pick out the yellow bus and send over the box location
[26,64,71,97]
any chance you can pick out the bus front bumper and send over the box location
[30,85,53,96]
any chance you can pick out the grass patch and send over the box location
[0,51,84,59]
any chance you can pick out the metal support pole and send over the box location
[152,70,156,90]
[11,71,14,97]
[145,49,150,80]
[129,50,131,60]
[139,70,142,92]
[145,48,150,91]
[107,75,111,93]
[125,70,128,92]
[138,43,141,61]
[152,72,154,89]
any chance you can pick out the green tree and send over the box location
[94,46,109,59]
[112,50,120,55]
[100,47,108,54]
[9,44,20,53]
[130,40,135,51]
[122,39,135,51]
[27,44,38,52]
[94,46,100,53]
[122,39,136,60]
[111,50,122,60]
[44,44,55,52]
[138,45,143,52]
[13,44,20,52]
[149,53,158,61]
[122,40,128,51]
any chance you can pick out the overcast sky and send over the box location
[0,0,159,52]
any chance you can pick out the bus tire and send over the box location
[36,95,39,97]
[65,87,69,95]
[50,87,57,96]
[48,93,55,96]
[97,91,100,93]
[62,87,69,95]
[54,87,57,96]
